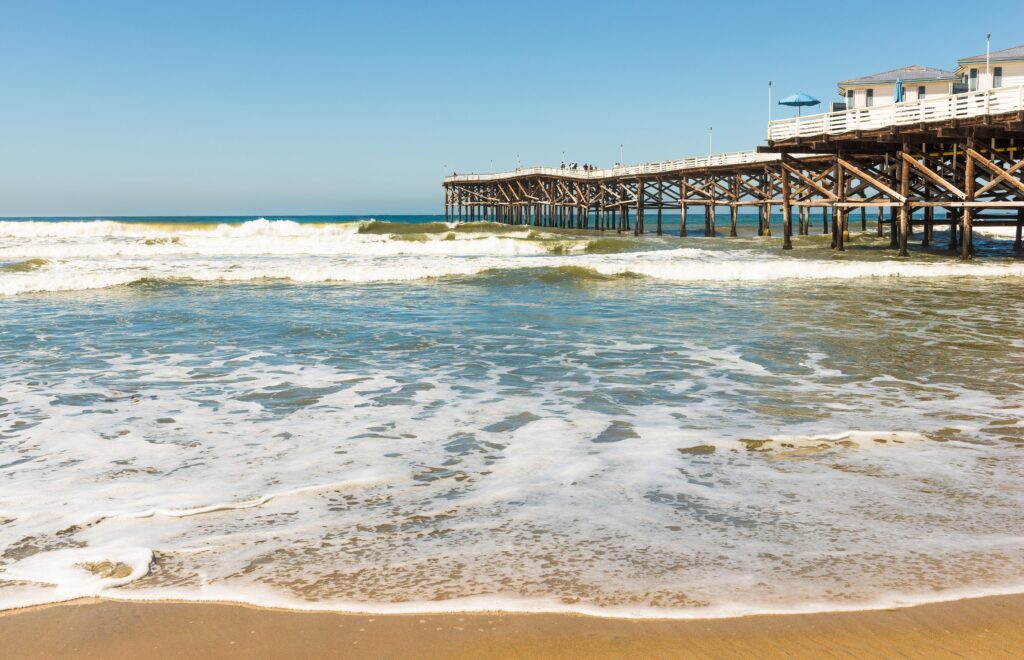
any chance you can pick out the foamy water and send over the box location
[2,218,1024,296]
[1,217,1023,617]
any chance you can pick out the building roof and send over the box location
[839,65,959,87]
[958,43,1024,64]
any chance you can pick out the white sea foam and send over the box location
[2,330,1023,615]
[0,219,554,260]
[3,251,1024,296]
[2,219,1024,617]
[2,219,1024,296]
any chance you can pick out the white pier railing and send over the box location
[444,150,780,183]
[768,84,1024,142]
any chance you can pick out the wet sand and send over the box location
[2,594,1023,659]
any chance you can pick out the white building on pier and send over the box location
[956,43,1024,92]
[837,65,958,109]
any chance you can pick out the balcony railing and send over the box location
[444,150,779,184]
[768,84,1024,141]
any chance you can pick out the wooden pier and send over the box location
[443,84,1024,258]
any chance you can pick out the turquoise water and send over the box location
[1,216,1023,616]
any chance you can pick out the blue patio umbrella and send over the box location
[894,78,904,103]
[778,92,821,117]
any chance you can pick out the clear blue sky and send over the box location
[2,1,1020,216]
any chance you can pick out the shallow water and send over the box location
[1,216,1023,616]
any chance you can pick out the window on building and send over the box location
[917,85,926,100]
[847,89,854,108]
[969,68,978,91]
[866,89,873,107]
[994,66,1003,88]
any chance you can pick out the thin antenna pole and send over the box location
[986,32,991,88]
[708,127,713,157]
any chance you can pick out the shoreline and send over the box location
[3,593,1024,658]
[7,579,1024,620]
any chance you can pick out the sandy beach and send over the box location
[1,594,1022,659]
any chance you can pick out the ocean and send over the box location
[1,215,1023,617]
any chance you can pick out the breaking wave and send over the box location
[1,218,1023,296]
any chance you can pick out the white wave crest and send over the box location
[0,219,554,260]
[3,247,1024,296]
[2,219,1024,296]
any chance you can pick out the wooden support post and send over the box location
[922,190,933,247]
[860,206,866,232]
[899,148,910,257]
[730,177,739,237]
[877,207,884,237]
[680,179,688,237]
[841,165,849,247]
[756,204,764,236]
[781,164,793,250]
[822,206,828,234]
[704,205,711,236]
[833,156,844,251]
[656,181,663,235]
[889,206,899,248]
[948,209,959,251]
[962,151,974,260]
[635,181,644,236]
[1016,209,1023,252]
[709,200,717,236]
[831,205,838,248]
